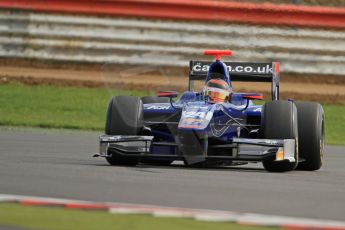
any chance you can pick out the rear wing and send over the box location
[189,61,280,100]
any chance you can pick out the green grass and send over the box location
[323,105,345,145]
[0,82,344,145]
[0,83,148,130]
[0,203,276,230]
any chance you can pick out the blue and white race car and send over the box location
[95,50,324,172]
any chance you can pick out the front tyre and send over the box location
[105,96,143,166]
[262,101,299,172]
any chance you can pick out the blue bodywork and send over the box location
[144,93,261,136]
[143,60,263,159]
[97,55,292,168]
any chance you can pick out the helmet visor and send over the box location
[205,87,229,103]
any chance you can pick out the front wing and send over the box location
[94,135,296,163]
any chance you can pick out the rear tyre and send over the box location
[262,101,299,172]
[105,96,143,166]
[295,102,324,171]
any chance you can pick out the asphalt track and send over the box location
[1,129,345,221]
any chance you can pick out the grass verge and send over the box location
[0,82,148,130]
[0,82,344,145]
[0,203,276,230]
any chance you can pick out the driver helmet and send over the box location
[203,79,232,103]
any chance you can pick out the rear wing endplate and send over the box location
[189,61,280,100]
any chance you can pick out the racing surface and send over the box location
[1,129,345,221]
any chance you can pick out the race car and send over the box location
[94,50,325,172]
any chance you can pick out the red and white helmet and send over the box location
[203,79,232,103]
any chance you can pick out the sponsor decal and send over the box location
[261,140,279,145]
[181,118,204,123]
[191,62,273,74]
[192,64,210,72]
[146,105,170,110]
[183,111,207,118]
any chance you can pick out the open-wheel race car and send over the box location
[94,50,325,172]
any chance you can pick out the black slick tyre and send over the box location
[105,96,143,166]
[262,101,299,172]
[295,102,324,171]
